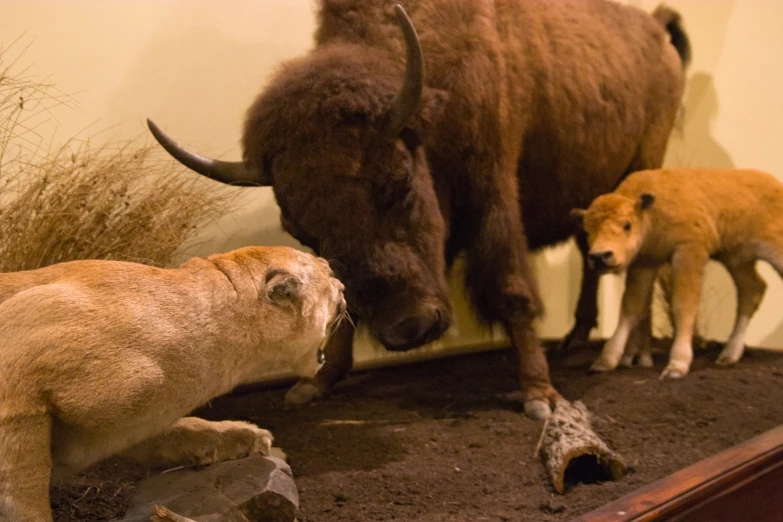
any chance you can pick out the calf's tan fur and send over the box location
[0,246,345,521]
[572,168,783,379]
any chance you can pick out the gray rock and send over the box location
[117,454,298,522]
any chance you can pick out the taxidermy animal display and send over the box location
[147,0,690,419]
[0,246,345,522]
[572,168,783,379]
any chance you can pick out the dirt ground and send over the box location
[51,341,783,522]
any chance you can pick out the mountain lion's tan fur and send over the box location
[572,168,783,379]
[0,246,345,521]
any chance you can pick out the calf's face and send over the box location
[571,193,655,272]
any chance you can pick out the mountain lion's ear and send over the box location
[265,269,302,304]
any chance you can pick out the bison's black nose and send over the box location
[379,305,446,351]
[588,251,614,270]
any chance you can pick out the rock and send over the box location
[116,454,298,522]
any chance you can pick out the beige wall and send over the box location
[3,0,783,368]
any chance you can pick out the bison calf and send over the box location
[572,168,783,379]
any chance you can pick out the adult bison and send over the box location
[148,0,690,419]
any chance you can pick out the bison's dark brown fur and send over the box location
[149,0,689,418]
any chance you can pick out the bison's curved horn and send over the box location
[386,4,424,137]
[146,119,268,187]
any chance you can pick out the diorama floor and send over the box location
[51,341,783,522]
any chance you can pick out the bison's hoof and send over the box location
[284,380,324,405]
[659,361,689,380]
[524,399,552,420]
[619,354,635,368]
[637,353,654,368]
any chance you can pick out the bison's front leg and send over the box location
[465,203,562,420]
[285,317,356,405]
[506,311,562,419]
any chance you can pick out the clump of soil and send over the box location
[51,341,783,521]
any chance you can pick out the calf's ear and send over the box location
[569,208,586,227]
[638,193,656,211]
[265,270,303,304]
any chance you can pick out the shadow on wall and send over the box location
[659,0,735,169]
[657,72,738,343]
[662,69,783,350]
[664,72,735,170]
[625,0,742,345]
[566,1,738,342]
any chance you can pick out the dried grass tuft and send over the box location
[0,36,236,271]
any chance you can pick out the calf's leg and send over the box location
[662,245,709,379]
[717,261,766,365]
[620,313,654,368]
[592,264,658,372]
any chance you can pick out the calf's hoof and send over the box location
[590,357,618,373]
[637,353,654,368]
[284,379,325,406]
[716,348,742,366]
[620,352,654,368]
[659,361,689,380]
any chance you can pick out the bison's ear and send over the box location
[638,193,656,211]
[569,208,586,227]
[403,88,449,139]
[417,88,449,130]
[265,270,302,304]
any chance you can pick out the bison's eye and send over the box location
[623,221,632,232]
[317,348,325,364]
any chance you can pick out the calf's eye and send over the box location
[623,221,632,232]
